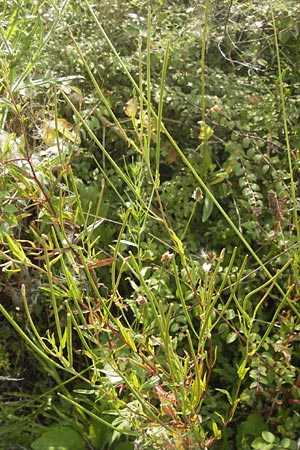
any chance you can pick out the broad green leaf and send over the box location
[262,431,275,443]
[226,332,238,344]
[251,438,273,450]
[3,204,18,213]
[31,425,85,450]
[114,443,135,450]
[281,438,292,448]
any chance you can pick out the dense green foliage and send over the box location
[1,1,300,449]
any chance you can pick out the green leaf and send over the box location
[3,204,18,213]
[215,388,233,405]
[280,438,292,448]
[114,443,135,450]
[262,431,275,444]
[226,332,238,344]
[251,437,265,448]
[238,412,267,447]
[115,318,137,352]
[251,439,273,450]
[58,327,68,355]
[31,425,85,450]
[198,121,213,140]
[211,420,222,439]
[225,309,236,320]
[202,192,214,222]
[4,232,30,263]
[88,418,113,449]
[237,360,250,380]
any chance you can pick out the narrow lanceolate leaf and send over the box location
[202,192,214,222]
[4,233,31,263]
[237,360,250,380]
[115,318,137,352]
[86,257,114,269]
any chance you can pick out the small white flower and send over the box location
[192,187,203,202]
[202,263,211,273]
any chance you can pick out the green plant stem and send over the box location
[145,6,152,166]
[269,0,300,243]
[12,0,70,92]
[201,0,210,123]
[58,393,137,436]
[82,0,288,298]
[249,283,295,357]
[0,298,65,372]
[156,37,170,185]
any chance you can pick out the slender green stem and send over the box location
[201,0,210,123]
[269,1,299,242]
[83,0,287,294]
[156,39,170,184]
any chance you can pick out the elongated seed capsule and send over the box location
[268,190,282,222]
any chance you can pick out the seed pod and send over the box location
[268,190,282,222]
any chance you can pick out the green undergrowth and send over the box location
[0,1,300,449]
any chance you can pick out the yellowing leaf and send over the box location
[198,121,213,140]
[42,118,79,145]
[237,360,250,380]
[115,318,137,352]
[60,83,83,96]
[212,420,222,439]
[124,97,138,118]
[56,118,73,130]
[57,118,78,143]
[164,142,179,165]
[42,127,57,146]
